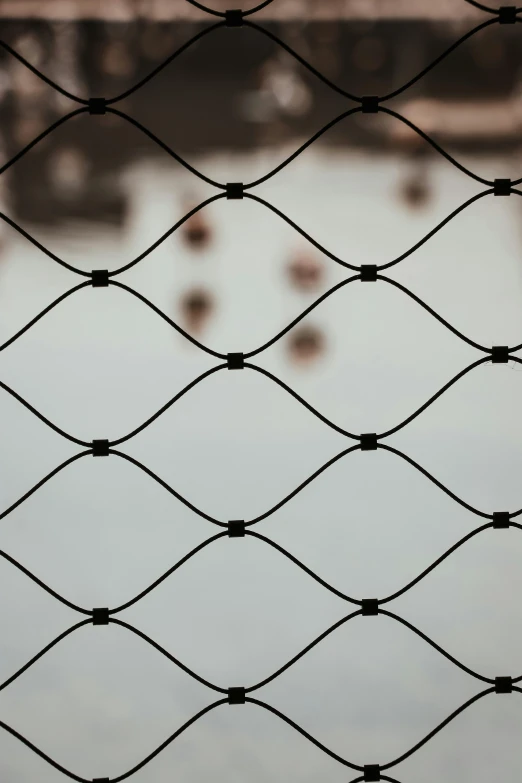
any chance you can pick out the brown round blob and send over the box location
[288,325,326,366]
[286,252,324,292]
[181,204,212,251]
[400,173,431,210]
[180,288,214,335]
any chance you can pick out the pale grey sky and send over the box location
[1,150,522,782]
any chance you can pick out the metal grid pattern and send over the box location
[1,1,522,781]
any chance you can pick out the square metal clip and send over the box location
[91,269,109,287]
[92,439,110,456]
[88,98,107,115]
[364,764,381,781]
[491,346,509,363]
[362,599,379,616]
[228,520,246,537]
[92,608,109,625]
[228,352,244,369]
[226,182,244,199]
[361,96,379,113]
[228,687,246,704]
[360,433,378,451]
[498,6,517,23]
[360,265,378,282]
[494,178,511,196]
[495,676,513,693]
[225,9,243,26]
[492,512,510,529]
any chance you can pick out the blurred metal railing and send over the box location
[1,1,522,781]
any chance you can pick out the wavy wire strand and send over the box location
[3,399,522,530]
[1,0,522,778]
[3,348,519,453]
[3,518,520,644]
[5,239,522,360]
[0,188,491,282]
[3,683,520,781]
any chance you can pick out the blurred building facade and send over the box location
[0,6,520,228]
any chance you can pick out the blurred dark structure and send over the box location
[0,8,520,228]
[288,323,325,365]
[179,287,214,334]
[286,249,324,291]
[181,197,213,250]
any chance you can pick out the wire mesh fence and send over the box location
[1,1,522,781]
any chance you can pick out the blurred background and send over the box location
[0,1,522,782]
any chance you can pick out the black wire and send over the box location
[243,20,361,101]
[0,109,88,176]
[379,523,499,604]
[377,444,495,519]
[247,610,362,691]
[185,0,277,15]
[0,452,91,521]
[106,23,225,105]
[2,422,520,531]
[244,363,360,439]
[247,522,515,611]
[3,688,521,780]
[108,281,226,360]
[0,24,226,108]
[244,276,360,358]
[246,531,362,605]
[109,618,228,693]
[0,187,496,281]
[184,0,225,18]
[243,16,501,105]
[378,107,492,184]
[378,610,493,684]
[0,721,88,782]
[377,277,489,352]
[3,523,520,695]
[0,101,504,199]
[0,282,91,351]
[110,700,228,783]
[244,190,493,272]
[247,358,497,445]
[0,7,521,777]
[246,444,361,525]
[380,19,498,102]
[0,621,91,692]
[108,450,226,526]
[380,689,497,769]
[0,551,90,614]
[110,194,226,276]
[245,697,363,770]
[377,357,492,439]
[109,364,227,446]
[244,108,362,189]
[378,190,494,270]
[0,210,91,277]
[109,531,228,613]
[0,41,86,104]
[0,381,90,447]
[462,0,504,12]
[106,108,225,188]
[245,106,500,189]
[99,101,506,193]
[3,262,513,363]
[0,198,225,279]
[243,0,278,15]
